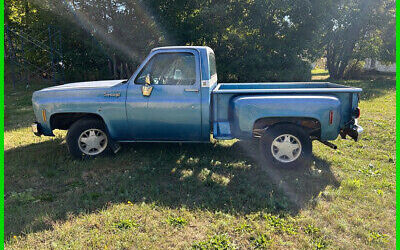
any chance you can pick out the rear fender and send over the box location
[230,95,341,140]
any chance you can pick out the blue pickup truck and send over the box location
[32,46,362,167]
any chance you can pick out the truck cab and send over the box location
[124,46,216,141]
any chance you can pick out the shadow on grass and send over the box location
[5,138,338,238]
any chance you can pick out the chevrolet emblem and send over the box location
[104,92,121,97]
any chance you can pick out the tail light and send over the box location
[354,108,361,118]
[329,110,333,124]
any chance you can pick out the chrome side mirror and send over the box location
[142,74,153,97]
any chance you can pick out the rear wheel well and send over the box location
[50,113,105,130]
[253,117,321,138]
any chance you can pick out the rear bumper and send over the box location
[31,122,42,136]
[340,121,363,142]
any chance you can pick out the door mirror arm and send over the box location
[145,74,151,85]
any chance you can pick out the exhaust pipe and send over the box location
[318,140,337,150]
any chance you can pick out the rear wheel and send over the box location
[259,124,312,168]
[66,118,111,158]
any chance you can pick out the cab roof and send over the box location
[151,46,213,54]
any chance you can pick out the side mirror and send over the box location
[145,74,151,85]
[142,74,153,97]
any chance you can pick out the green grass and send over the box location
[311,68,329,75]
[311,68,329,80]
[4,77,395,249]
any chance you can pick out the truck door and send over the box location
[127,50,202,141]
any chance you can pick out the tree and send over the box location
[324,0,395,79]
[10,0,393,83]
[146,0,333,82]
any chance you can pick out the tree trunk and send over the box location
[112,54,117,79]
[326,0,374,80]
[24,0,30,27]
[371,59,376,69]
[108,59,113,78]
[125,63,131,77]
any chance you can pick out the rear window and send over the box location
[209,53,217,77]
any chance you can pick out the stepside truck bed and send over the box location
[211,82,362,140]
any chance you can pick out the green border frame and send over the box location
[0,0,398,246]
[396,0,399,247]
[1,0,4,245]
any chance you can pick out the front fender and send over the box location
[231,95,342,140]
[32,87,128,139]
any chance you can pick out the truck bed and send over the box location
[211,82,362,140]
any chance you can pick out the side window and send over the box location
[209,53,217,77]
[135,52,196,85]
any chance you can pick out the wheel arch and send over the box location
[253,117,321,138]
[50,112,106,131]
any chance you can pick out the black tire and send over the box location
[259,124,312,168]
[66,118,111,159]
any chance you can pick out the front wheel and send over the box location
[259,124,312,168]
[66,118,111,159]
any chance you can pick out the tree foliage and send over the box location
[146,0,333,81]
[5,0,396,83]
[324,0,395,79]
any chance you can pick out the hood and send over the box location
[38,79,128,92]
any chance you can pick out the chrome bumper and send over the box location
[353,124,363,141]
[31,122,42,136]
[340,120,363,142]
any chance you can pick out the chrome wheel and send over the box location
[78,129,108,155]
[270,134,302,163]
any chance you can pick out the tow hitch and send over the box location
[340,123,363,141]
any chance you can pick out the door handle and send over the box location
[184,88,199,92]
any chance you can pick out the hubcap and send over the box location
[78,129,108,155]
[270,134,302,163]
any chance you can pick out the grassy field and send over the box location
[4,76,395,249]
[311,69,329,81]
